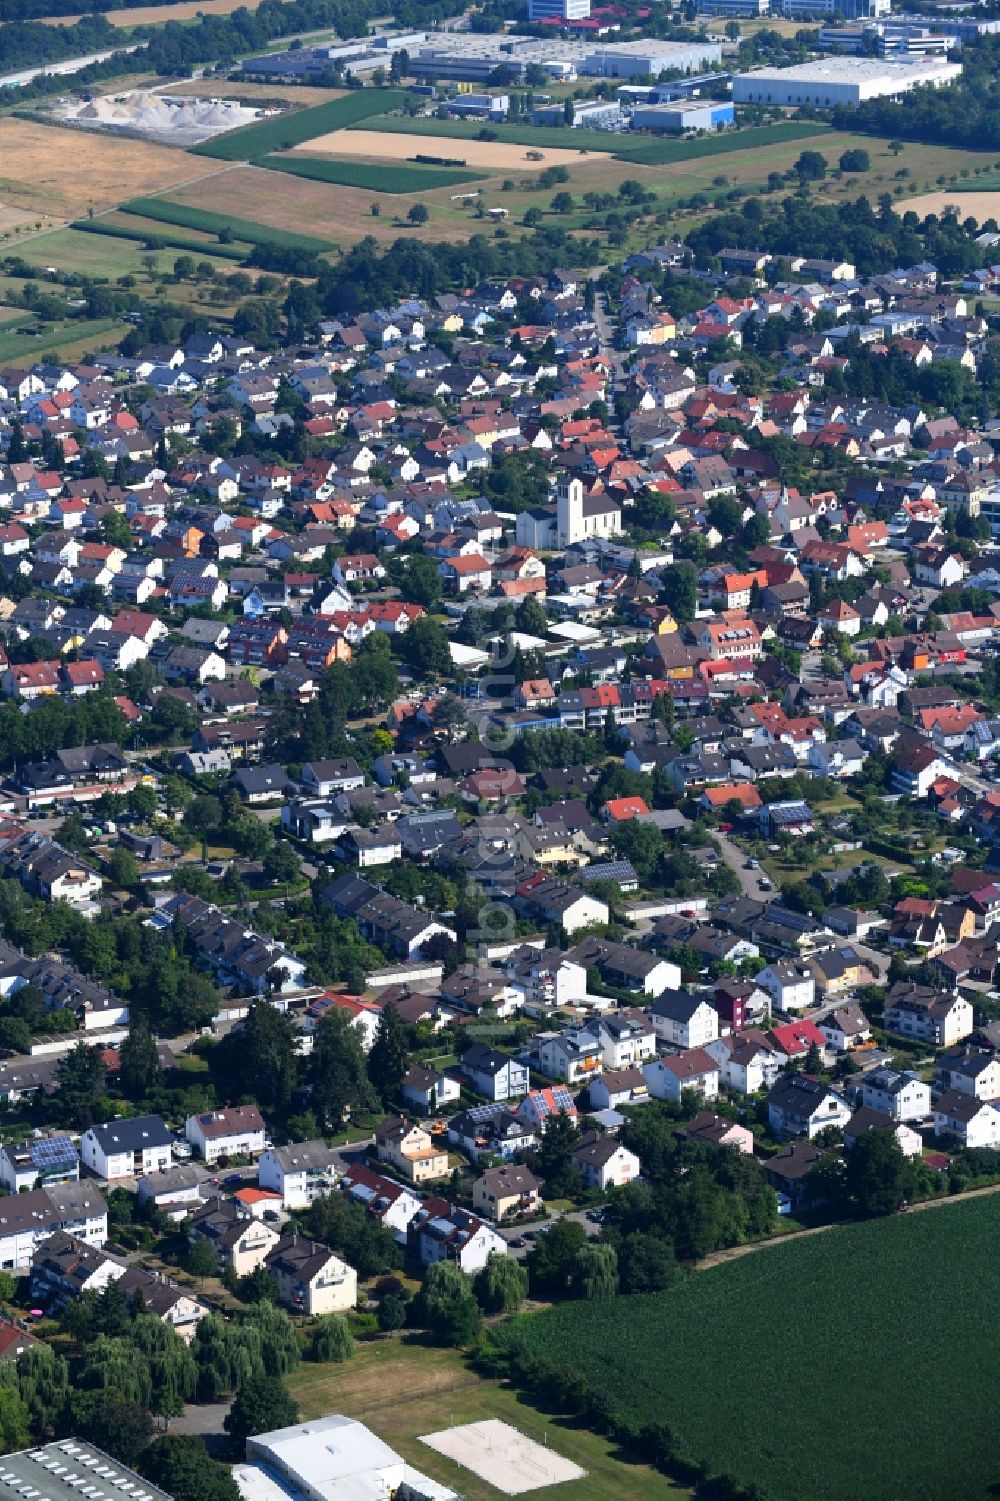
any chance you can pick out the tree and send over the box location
[55,1042,106,1127]
[401,616,451,679]
[573,1242,618,1300]
[839,148,870,173]
[0,1386,29,1456]
[475,1252,528,1315]
[213,998,298,1117]
[420,1261,481,1347]
[139,1436,240,1501]
[609,820,662,884]
[225,1373,299,1451]
[845,1128,916,1217]
[310,1009,378,1129]
[186,1237,218,1287]
[534,1110,582,1199]
[659,561,697,624]
[795,150,828,181]
[408,204,429,225]
[309,1314,354,1363]
[396,553,442,611]
[368,1002,409,1105]
[70,1390,154,1466]
[119,1016,161,1100]
[618,1231,677,1294]
[262,841,301,886]
[527,1218,586,1297]
[304,1194,401,1278]
[377,1294,407,1333]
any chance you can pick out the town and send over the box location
[3,28,1000,1491]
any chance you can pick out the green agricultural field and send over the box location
[71,221,249,260]
[120,197,335,252]
[9,227,149,280]
[259,154,487,192]
[499,1194,1000,1501]
[190,88,409,161]
[353,113,831,163]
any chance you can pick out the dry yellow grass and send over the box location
[43,0,273,23]
[296,129,608,171]
[0,118,212,221]
[900,189,1000,222]
[158,79,349,107]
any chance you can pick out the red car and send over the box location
[719,822,734,832]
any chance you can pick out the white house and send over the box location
[647,990,720,1049]
[407,1200,507,1274]
[819,1003,872,1052]
[80,1115,173,1180]
[756,960,815,1013]
[458,1044,530,1102]
[705,1032,783,1094]
[185,1105,267,1163]
[570,1133,641,1191]
[644,1048,720,1104]
[597,1013,657,1069]
[537,1028,603,1086]
[861,1068,932,1122]
[258,1141,340,1210]
[767,1075,851,1139]
[265,1232,357,1316]
[934,1090,1000,1148]
[0,1184,107,1271]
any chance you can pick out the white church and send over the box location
[515,476,623,550]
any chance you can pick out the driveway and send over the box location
[714,831,776,902]
[498,1206,603,1258]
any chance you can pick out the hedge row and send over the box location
[119,198,335,253]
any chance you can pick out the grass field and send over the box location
[71,219,248,260]
[287,1337,683,1501]
[499,1194,1000,1501]
[190,88,409,162]
[0,316,120,365]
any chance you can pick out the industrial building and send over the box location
[820,21,955,54]
[630,100,734,132]
[233,1415,457,1501]
[700,0,888,14]
[242,32,422,79]
[0,1441,173,1501]
[409,33,723,83]
[732,54,962,107]
[533,98,624,127]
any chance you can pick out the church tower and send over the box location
[556,475,584,547]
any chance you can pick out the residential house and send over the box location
[647,990,720,1049]
[185,1105,267,1163]
[861,1067,932,1122]
[258,1141,340,1210]
[374,1117,449,1186]
[644,1048,720,1104]
[80,1115,173,1180]
[767,1075,851,1139]
[265,1233,357,1316]
[570,1132,641,1191]
[458,1044,529,1102]
[472,1164,542,1223]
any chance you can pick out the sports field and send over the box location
[499,1193,1000,1501]
[287,1338,680,1501]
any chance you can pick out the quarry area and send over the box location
[54,89,266,145]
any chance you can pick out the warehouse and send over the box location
[581,39,724,77]
[410,33,722,83]
[732,55,962,106]
[630,101,735,132]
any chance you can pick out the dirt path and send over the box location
[696,1178,1000,1271]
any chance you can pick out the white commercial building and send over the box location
[733,55,962,106]
[234,1415,457,1501]
[527,0,591,18]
